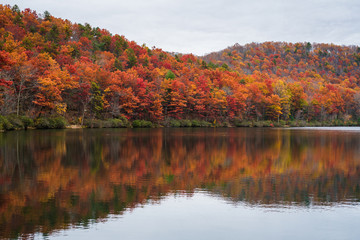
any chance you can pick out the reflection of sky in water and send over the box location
[290,127,360,132]
[49,191,360,240]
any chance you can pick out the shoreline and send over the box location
[2,123,360,133]
[2,115,360,132]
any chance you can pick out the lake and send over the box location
[1,128,360,239]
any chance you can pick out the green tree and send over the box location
[165,70,176,80]
[126,48,137,68]
[90,82,105,119]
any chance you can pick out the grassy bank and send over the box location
[0,115,68,131]
[1,115,360,132]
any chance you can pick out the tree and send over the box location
[273,80,291,120]
[0,48,36,116]
[43,10,51,21]
[266,94,282,121]
[90,81,107,119]
[126,48,137,68]
[165,70,176,80]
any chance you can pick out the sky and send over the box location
[4,0,360,55]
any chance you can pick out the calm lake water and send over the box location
[1,128,360,239]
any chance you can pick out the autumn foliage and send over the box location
[1,4,360,124]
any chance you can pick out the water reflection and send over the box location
[0,128,360,238]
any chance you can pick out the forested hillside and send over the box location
[1,4,360,127]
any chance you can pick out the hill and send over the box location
[1,4,360,127]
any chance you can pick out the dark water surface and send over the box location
[1,128,360,239]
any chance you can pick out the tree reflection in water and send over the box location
[1,128,360,238]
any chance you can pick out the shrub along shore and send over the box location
[1,115,360,132]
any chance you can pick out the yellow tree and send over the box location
[273,80,291,120]
[266,94,282,122]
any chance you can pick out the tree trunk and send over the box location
[17,88,21,116]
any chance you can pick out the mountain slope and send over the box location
[1,4,360,126]
[203,42,360,83]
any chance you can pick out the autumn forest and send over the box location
[1,4,360,128]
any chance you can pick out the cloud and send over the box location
[5,0,360,55]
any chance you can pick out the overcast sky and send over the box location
[5,0,360,55]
